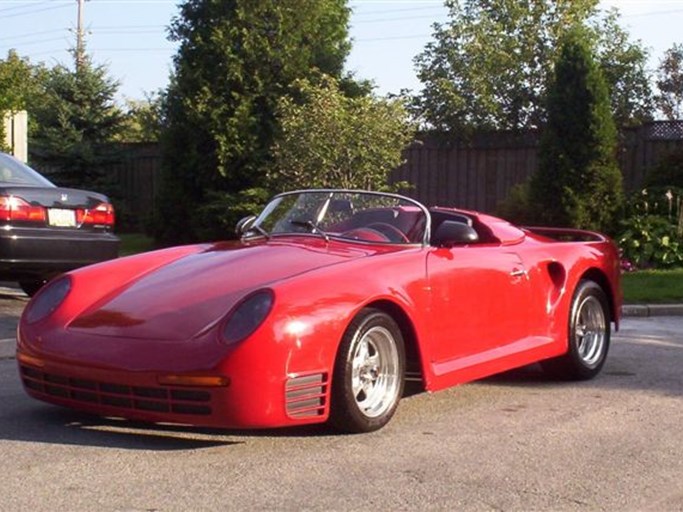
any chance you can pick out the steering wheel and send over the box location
[365,223,410,243]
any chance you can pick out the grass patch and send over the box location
[118,233,155,257]
[622,269,683,304]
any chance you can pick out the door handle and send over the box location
[510,268,527,277]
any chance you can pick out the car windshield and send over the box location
[0,153,55,187]
[253,190,429,245]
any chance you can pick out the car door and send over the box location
[426,245,532,370]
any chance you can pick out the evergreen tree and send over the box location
[156,0,353,244]
[30,54,123,190]
[529,28,623,233]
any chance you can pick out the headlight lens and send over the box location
[221,290,274,345]
[25,276,71,324]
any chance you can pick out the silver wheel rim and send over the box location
[574,295,607,368]
[351,325,400,418]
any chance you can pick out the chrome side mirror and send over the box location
[235,215,257,236]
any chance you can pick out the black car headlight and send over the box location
[25,276,71,324]
[221,290,275,345]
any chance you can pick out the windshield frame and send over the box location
[252,189,432,246]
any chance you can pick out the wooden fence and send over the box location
[391,121,683,212]
[111,121,683,226]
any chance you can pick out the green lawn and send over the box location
[118,233,155,257]
[622,269,683,304]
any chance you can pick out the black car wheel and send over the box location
[329,308,405,433]
[542,280,611,380]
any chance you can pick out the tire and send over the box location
[19,279,47,297]
[542,280,611,381]
[329,308,405,433]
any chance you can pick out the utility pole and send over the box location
[76,0,86,71]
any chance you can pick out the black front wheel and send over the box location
[542,280,611,380]
[329,309,405,433]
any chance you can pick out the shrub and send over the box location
[617,187,683,269]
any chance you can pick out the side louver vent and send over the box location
[285,373,328,419]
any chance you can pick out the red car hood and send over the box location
[68,239,371,341]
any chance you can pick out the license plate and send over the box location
[47,208,76,227]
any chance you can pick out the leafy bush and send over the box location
[618,187,683,269]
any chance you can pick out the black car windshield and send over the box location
[253,190,429,245]
[0,153,55,187]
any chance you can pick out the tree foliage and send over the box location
[0,50,40,113]
[414,0,652,132]
[117,92,164,143]
[155,0,353,244]
[29,55,123,190]
[655,43,683,121]
[529,28,623,233]
[0,50,43,150]
[269,76,414,191]
[593,9,652,127]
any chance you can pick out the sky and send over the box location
[1,0,683,102]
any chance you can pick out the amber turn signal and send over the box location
[17,352,46,368]
[157,374,230,387]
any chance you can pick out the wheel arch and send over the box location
[579,267,618,328]
[362,299,425,392]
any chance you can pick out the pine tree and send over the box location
[30,55,123,190]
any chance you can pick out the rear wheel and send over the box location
[542,280,610,380]
[329,309,405,433]
[19,279,47,297]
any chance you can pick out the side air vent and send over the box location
[285,373,328,419]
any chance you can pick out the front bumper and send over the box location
[16,350,329,430]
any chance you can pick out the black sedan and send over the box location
[0,152,119,296]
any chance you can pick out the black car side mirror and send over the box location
[432,220,479,247]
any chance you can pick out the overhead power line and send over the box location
[351,4,445,17]
[354,13,448,24]
[0,0,52,15]
[1,3,71,18]
[0,36,69,49]
[0,29,67,43]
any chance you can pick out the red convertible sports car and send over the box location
[17,190,621,433]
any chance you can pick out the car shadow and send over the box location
[0,363,345,450]
[0,401,347,450]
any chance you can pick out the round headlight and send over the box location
[25,276,71,324]
[222,290,275,345]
